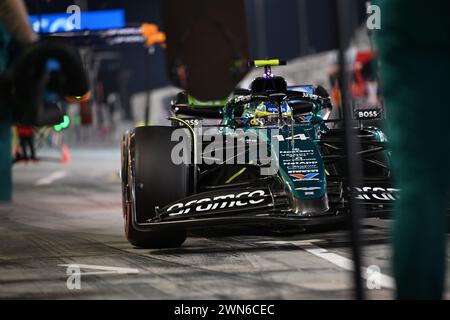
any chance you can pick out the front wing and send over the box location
[129,179,398,232]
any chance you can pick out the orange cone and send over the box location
[61,144,71,164]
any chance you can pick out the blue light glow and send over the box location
[29,9,125,33]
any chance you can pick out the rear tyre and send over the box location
[123,126,194,249]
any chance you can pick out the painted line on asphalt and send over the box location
[58,264,140,276]
[35,171,68,186]
[259,240,395,289]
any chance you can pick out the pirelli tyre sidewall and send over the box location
[120,132,129,218]
[125,126,193,248]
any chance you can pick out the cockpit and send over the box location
[241,101,294,127]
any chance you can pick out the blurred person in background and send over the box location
[16,124,36,162]
[375,0,450,299]
[0,0,38,201]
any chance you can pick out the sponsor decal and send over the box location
[276,134,309,142]
[354,108,383,120]
[166,190,267,216]
[296,187,322,191]
[235,118,249,126]
[355,187,400,201]
[300,92,321,101]
[290,173,319,181]
[181,119,201,126]
[233,94,268,105]
[298,115,313,122]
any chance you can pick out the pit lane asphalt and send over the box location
[1,148,448,300]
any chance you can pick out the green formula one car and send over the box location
[121,60,394,248]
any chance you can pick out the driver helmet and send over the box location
[254,101,292,117]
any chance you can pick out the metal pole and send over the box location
[333,0,365,300]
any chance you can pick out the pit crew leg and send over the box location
[0,111,12,202]
[0,26,12,202]
[376,0,450,299]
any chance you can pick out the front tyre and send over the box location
[123,126,194,249]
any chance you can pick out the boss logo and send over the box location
[167,190,267,216]
[175,119,201,126]
[184,119,201,126]
[354,109,382,120]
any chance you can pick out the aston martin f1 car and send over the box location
[121,60,395,248]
